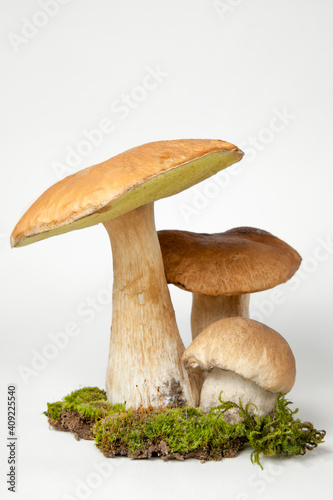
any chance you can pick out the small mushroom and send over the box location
[182,317,296,420]
[11,139,243,408]
[158,227,301,339]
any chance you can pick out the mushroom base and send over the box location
[200,368,277,421]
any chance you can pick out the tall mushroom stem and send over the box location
[191,294,250,340]
[104,203,199,408]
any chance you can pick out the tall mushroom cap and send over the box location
[182,317,296,394]
[11,139,243,248]
[158,227,301,296]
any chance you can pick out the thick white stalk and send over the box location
[104,203,199,408]
[200,368,277,421]
[191,294,250,340]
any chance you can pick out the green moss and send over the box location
[217,394,326,468]
[44,387,326,467]
[44,387,122,422]
[63,387,107,407]
[61,387,113,420]
[45,401,63,422]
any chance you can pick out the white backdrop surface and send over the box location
[1,0,332,499]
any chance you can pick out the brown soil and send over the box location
[47,409,245,461]
[47,409,95,441]
[99,437,245,461]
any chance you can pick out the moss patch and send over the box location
[44,387,326,467]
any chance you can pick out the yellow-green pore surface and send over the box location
[45,387,326,467]
[11,140,242,247]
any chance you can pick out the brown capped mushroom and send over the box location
[182,317,296,420]
[11,139,243,408]
[158,227,301,339]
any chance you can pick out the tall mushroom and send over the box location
[182,317,296,420]
[10,139,243,408]
[158,227,301,339]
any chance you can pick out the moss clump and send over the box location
[44,387,326,467]
[45,387,108,421]
[61,387,123,420]
[94,404,244,459]
[46,401,63,422]
[217,394,326,468]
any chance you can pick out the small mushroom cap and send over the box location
[182,317,296,394]
[158,227,301,295]
[11,139,243,248]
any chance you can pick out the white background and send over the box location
[1,0,333,499]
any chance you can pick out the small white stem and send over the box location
[191,294,250,340]
[104,203,199,408]
[200,368,277,420]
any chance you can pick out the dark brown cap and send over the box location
[158,227,301,295]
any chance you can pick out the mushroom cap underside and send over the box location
[11,139,243,247]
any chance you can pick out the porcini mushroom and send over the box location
[11,139,243,408]
[182,317,296,420]
[158,227,301,339]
